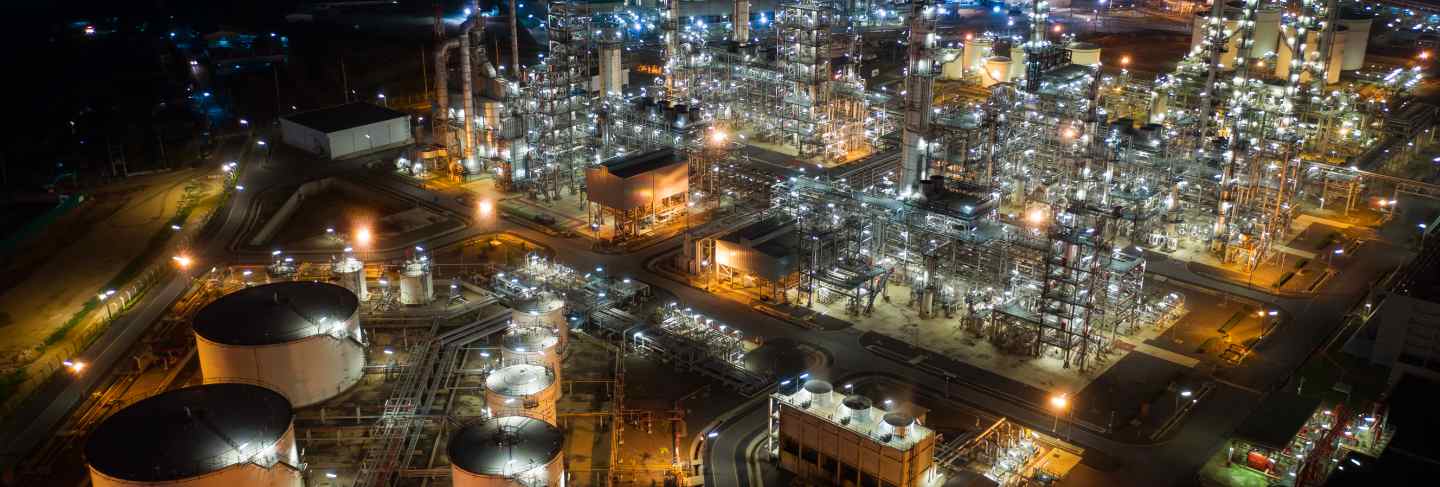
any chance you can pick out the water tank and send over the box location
[485,362,560,425]
[332,256,367,301]
[513,293,568,350]
[1338,14,1372,71]
[449,416,565,487]
[982,56,1012,87]
[883,412,916,440]
[194,282,365,408]
[1067,42,1101,66]
[840,394,873,425]
[86,384,301,487]
[400,258,435,305]
[501,325,562,383]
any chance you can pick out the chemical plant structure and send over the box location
[21,0,1440,486]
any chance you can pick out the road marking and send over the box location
[1116,338,1200,368]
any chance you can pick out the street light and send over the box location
[1049,393,1069,433]
[173,254,193,269]
[355,226,373,247]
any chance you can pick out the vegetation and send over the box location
[0,367,26,404]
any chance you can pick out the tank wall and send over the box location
[197,333,366,408]
[400,269,434,305]
[451,450,564,487]
[1069,47,1101,66]
[335,268,368,301]
[963,39,991,74]
[90,424,302,487]
[1252,9,1282,57]
[512,301,568,349]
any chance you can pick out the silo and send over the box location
[982,57,1012,87]
[1339,13,1372,71]
[485,362,560,424]
[1067,42,1101,66]
[332,256,367,301]
[85,383,301,487]
[399,257,435,305]
[501,326,562,383]
[963,37,992,75]
[512,293,568,350]
[448,416,565,487]
[194,282,365,408]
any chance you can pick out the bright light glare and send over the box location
[1049,394,1068,410]
[355,227,373,246]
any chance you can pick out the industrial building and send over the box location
[280,102,413,160]
[193,281,365,408]
[586,148,690,242]
[84,383,301,487]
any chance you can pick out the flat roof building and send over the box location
[280,102,412,160]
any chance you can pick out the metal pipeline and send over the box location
[432,13,482,163]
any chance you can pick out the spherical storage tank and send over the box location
[449,416,565,487]
[400,257,435,305]
[85,383,301,487]
[512,293,568,350]
[195,281,365,408]
[485,362,560,425]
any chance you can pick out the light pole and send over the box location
[1049,393,1069,440]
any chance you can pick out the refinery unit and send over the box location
[18,0,1440,486]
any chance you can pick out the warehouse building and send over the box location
[280,102,412,159]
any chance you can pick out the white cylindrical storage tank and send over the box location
[939,48,965,80]
[839,394,873,426]
[485,362,560,425]
[1008,47,1027,81]
[1252,8,1283,58]
[332,256,367,301]
[1339,14,1372,71]
[964,37,992,76]
[501,325,562,383]
[512,293,568,350]
[85,383,302,487]
[449,416,565,487]
[195,282,365,408]
[1067,42,1101,66]
[982,56,1012,87]
[399,258,435,305]
[883,411,916,440]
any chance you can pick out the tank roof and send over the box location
[194,281,359,345]
[85,383,293,482]
[448,416,563,476]
[486,363,555,396]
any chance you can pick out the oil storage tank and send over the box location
[484,361,560,424]
[85,383,301,487]
[512,293,568,350]
[194,281,365,408]
[448,416,565,487]
[332,255,368,301]
[501,325,562,383]
[399,256,435,305]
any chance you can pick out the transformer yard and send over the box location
[6,0,1440,486]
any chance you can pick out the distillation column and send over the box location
[598,24,624,98]
[898,0,938,197]
[733,0,751,46]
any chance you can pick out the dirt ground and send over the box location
[0,169,219,368]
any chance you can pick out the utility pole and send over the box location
[340,56,349,103]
